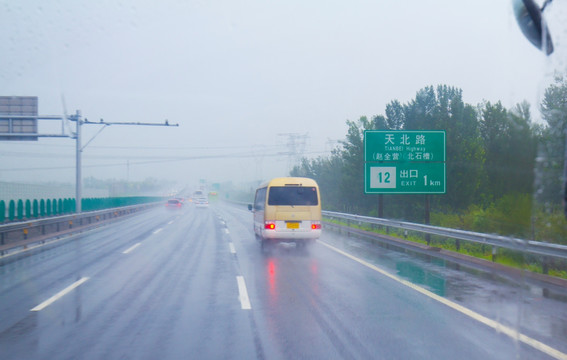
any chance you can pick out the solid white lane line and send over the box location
[168,220,174,225]
[229,243,236,254]
[318,240,567,360]
[224,229,230,234]
[153,228,163,235]
[123,243,141,254]
[236,276,251,310]
[31,277,90,312]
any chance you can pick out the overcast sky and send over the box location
[1,0,566,189]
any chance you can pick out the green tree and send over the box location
[339,116,375,213]
[372,114,389,130]
[479,101,510,200]
[435,86,484,211]
[401,85,484,211]
[384,100,405,130]
[538,74,567,207]
[404,86,437,130]
[508,101,538,194]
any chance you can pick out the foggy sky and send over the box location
[1,0,566,188]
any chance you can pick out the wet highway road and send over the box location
[1,202,566,359]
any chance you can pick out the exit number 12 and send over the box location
[370,167,397,189]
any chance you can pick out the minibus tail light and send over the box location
[311,221,321,230]
[265,222,276,230]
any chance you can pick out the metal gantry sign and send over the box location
[364,130,446,194]
[0,96,39,141]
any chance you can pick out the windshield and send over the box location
[1,1,567,360]
[267,186,318,206]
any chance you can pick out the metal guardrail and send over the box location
[0,203,160,255]
[322,211,567,260]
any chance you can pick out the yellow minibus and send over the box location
[249,177,322,248]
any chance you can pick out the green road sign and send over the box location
[364,130,445,162]
[365,163,446,194]
[364,130,446,194]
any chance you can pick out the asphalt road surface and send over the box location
[1,202,566,360]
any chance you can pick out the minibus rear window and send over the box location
[268,186,318,206]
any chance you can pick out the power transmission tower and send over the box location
[277,133,309,173]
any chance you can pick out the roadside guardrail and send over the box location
[322,210,567,261]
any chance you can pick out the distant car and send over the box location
[165,199,182,209]
[194,197,209,208]
[192,190,205,201]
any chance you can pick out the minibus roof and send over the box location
[258,177,318,189]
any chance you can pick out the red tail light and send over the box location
[311,222,321,230]
[265,222,276,230]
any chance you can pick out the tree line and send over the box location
[291,76,567,242]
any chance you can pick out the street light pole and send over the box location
[71,115,178,214]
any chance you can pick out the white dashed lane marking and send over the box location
[123,243,141,254]
[31,277,90,312]
[236,276,251,310]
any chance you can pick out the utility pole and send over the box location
[69,115,179,213]
[74,111,82,212]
